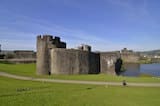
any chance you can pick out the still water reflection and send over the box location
[121,63,160,77]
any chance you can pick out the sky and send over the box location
[0,0,160,51]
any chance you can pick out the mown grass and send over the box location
[0,63,36,76]
[0,76,160,106]
[0,63,160,83]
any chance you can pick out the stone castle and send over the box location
[36,35,140,75]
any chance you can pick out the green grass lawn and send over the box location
[0,63,36,76]
[0,63,160,83]
[0,76,160,106]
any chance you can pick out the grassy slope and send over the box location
[0,63,160,83]
[0,76,160,106]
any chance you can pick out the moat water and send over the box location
[121,63,160,77]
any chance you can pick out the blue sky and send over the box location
[0,0,160,51]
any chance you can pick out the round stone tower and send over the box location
[36,35,51,75]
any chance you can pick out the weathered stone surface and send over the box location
[36,35,140,75]
[121,48,140,63]
[51,49,79,74]
[100,51,120,75]
[50,49,100,74]
[36,35,66,75]
[89,52,100,74]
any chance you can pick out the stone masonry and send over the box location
[36,35,140,75]
[36,35,66,75]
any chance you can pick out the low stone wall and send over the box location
[0,59,36,64]
[121,53,140,63]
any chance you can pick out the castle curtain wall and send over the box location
[50,49,91,74]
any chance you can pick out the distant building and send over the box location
[0,50,36,63]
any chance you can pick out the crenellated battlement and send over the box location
[36,35,66,75]
[37,35,55,42]
[37,35,66,49]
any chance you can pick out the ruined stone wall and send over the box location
[100,51,120,75]
[121,48,140,63]
[121,53,140,63]
[50,49,100,75]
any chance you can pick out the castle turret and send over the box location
[36,35,66,75]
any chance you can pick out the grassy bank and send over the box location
[0,76,160,106]
[0,63,160,83]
